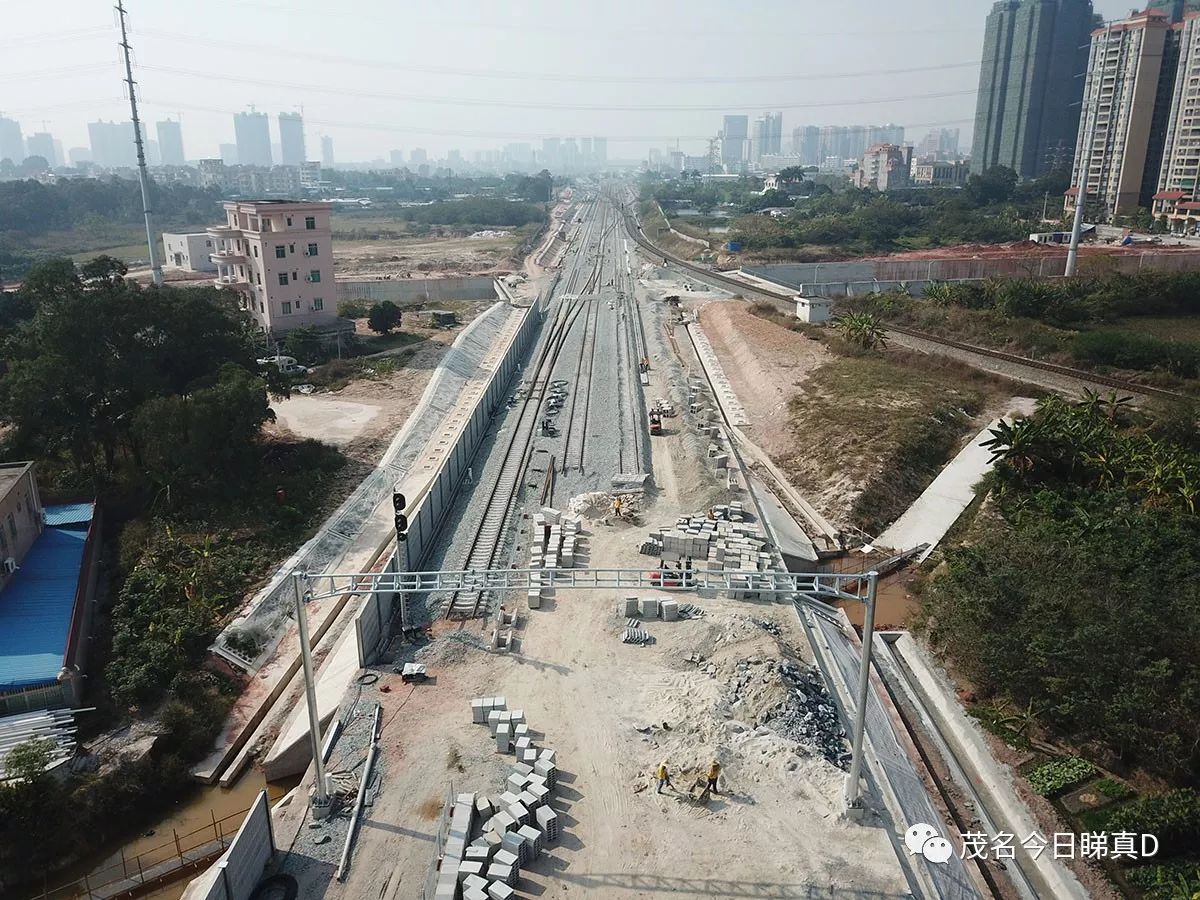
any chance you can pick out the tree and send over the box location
[132,364,274,495]
[282,325,324,364]
[834,312,888,349]
[19,155,49,176]
[964,165,1018,206]
[0,257,260,476]
[367,300,402,334]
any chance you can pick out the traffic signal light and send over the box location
[393,490,408,542]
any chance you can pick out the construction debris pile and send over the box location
[568,490,643,522]
[526,506,584,609]
[717,657,848,768]
[428,697,561,900]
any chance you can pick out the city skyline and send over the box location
[2,0,1156,165]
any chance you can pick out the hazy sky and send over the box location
[2,0,1143,162]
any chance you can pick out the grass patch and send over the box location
[359,330,425,354]
[1113,315,1200,343]
[784,352,992,534]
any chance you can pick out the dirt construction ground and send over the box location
[276,536,907,900]
[271,283,907,900]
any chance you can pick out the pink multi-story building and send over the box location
[207,200,338,335]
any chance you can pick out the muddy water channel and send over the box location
[819,559,921,630]
[35,770,296,900]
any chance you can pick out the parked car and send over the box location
[256,355,308,375]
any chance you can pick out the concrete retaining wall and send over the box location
[180,790,274,900]
[746,249,1200,297]
[354,301,544,664]
[336,275,498,304]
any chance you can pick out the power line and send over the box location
[134,29,981,85]
[137,97,975,144]
[0,63,114,83]
[200,0,977,41]
[137,64,977,112]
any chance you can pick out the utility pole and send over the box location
[294,573,332,818]
[843,571,878,815]
[115,1,163,285]
[1066,35,1104,278]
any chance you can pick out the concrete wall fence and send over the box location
[336,275,498,304]
[353,301,544,665]
[182,790,275,900]
[746,248,1200,298]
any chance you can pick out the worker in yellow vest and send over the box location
[706,760,722,795]
[655,760,673,794]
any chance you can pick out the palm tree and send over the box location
[835,312,888,350]
[981,417,1056,476]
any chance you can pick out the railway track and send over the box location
[619,207,1189,404]
[443,206,608,618]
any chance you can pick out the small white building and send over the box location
[795,294,833,324]
[162,233,217,272]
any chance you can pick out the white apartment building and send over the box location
[1155,11,1200,231]
[207,200,338,335]
[1066,9,1175,222]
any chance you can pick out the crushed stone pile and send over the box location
[712,654,848,768]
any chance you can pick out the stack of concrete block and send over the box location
[465,842,495,864]
[434,873,456,900]
[495,723,512,753]
[531,508,584,569]
[486,810,517,835]
[463,873,489,899]
[648,513,776,598]
[490,848,519,884]
[535,804,559,842]
[467,697,568,895]
[624,596,639,617]
[443,792,476,861]
[517,786,540,810]
[535,750,557,787]
[518,824,544,859]
[501,830,528,865]
[660,598,679,621]
[638,596,659,618]
[474,696,507,724]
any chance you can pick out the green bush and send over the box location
[1105,790,1200,859]
[1027,756,1095,796]
[1125,859,1200,900]
[1072,330,1200,378]
[1094,777,1134,801]
[337,299,369,318]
